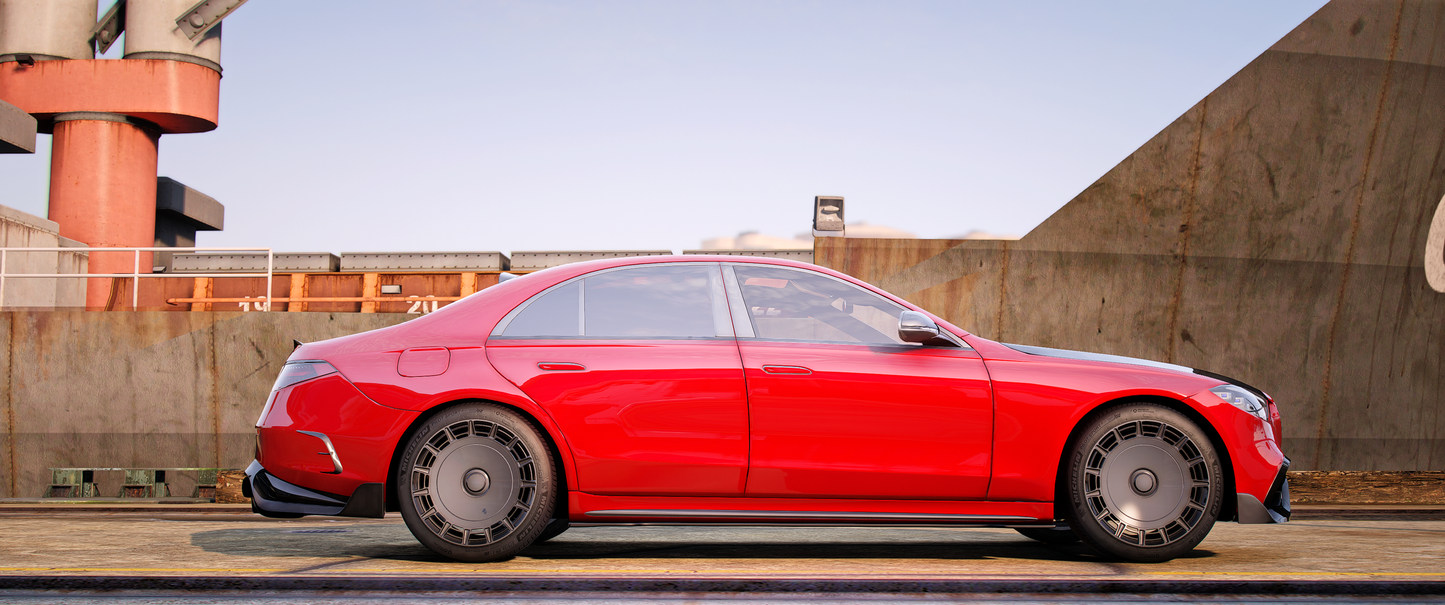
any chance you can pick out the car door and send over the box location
[726,263,994,500]
[486,262,749,496]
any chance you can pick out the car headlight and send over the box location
[1209,384,1268,421]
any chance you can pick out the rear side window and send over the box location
[502,281,580,337]
[499,264,731,338]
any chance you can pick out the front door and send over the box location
[726,263,994,500]
[487,263,748,496]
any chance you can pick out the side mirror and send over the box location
[898,311,957,347]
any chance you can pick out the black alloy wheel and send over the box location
[396,403,556,562]
[1063,403,1223,563]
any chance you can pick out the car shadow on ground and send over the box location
[188,523,1218,564]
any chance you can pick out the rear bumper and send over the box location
[1237,457,1291,524]
[243,460,385,519]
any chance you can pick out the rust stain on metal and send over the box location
[993,242,1012,341]
[1315,0,1405,468]
[1164,99,1210,365]
[5,314,15,498]
[208,317,222,468]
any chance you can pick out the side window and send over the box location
[500,264,731,338]
[502,281,580,337]
[584,265,727,338]
[731,265,906,345]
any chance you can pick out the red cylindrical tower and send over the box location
[49,113,160,308]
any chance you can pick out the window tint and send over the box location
[584,265,723,338]
[500,264,729,339]
[502,281,579,337]
[732,265,906,345]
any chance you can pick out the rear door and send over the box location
[486,263,749,496]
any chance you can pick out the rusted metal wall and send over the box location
[99,272,502,313]
[0,311,412,498]
[818,0,1445,472]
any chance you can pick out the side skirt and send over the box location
[571,493,1054,525]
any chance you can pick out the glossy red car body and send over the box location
[249,255,1288,532]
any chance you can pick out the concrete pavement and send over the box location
[0,508,1442,597]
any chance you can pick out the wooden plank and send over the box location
[287,274,307,312]
[1290,471,1445,504]
[360,273,379,313]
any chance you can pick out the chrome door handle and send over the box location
[537,362,586,371]
[762,365,812,375]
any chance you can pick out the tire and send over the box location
[396,402,556,562]
[533,518,571,543]
[1062,403,1223,563]
[1015,526,1080,544]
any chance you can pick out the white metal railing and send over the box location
[0,247,274,310]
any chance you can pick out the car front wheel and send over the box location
[396,402,556,562]
[1063,403,1224,563]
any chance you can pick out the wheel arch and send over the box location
[384,397,572,521]
[1051,394,1237,523]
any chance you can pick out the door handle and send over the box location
[762,365,812,375]
[537,362,586,371]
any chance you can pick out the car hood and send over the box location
[1003,343,1270,401]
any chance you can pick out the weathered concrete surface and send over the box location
[0,514,1440,585]
[818,0,1445,471]
[0,311,413,498]
[0,205,88,310]
[0,97,35,154]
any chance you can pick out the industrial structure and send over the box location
[816,0,1445,472]
[0,0,239,308]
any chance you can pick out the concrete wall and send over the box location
[0,204,88,310]
[0,311,412,498]
[817,0,1445,471]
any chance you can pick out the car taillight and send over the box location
[272,360,338,392]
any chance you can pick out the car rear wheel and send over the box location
[1063,403,1223,563]
[396,402,556,562]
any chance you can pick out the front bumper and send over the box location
[1237,457,1291,524]
[244,460,385,519]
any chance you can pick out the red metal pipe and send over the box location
[48,117,159,309]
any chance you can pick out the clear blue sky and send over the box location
[0,0,1329,254]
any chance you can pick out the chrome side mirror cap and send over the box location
[898,311,957,347]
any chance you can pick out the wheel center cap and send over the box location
[1131,469,1157,496]
[462,469,490,495]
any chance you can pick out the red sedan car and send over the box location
[246,256,1289,563]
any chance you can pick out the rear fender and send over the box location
[328,346,581,493]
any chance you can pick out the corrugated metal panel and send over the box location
[171,252,339,273]
[681,249,814,263]
[340,252,509,272]
[510,250,672,271]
